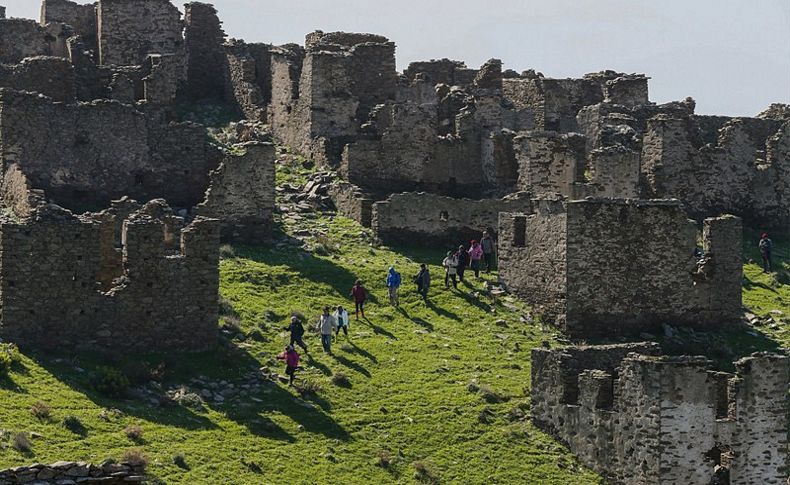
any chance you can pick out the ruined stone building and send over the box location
[497,199,743,337]
[532,343,789,485]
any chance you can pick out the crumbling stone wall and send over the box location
[184,1,227,100]
[641,113,789,227]
[403,58,474,86]
[531,344,790,485]
[97,0,183,66]
[0,18,72,63]
[40,0,98,55]
[224,40,273,121]
[499,199,742,337]
[0,88,219,211]
[197,141,275,242]
[371,191,532,246]
[0,460,146,484]
[0,201,219,352]
[0,56,76,102]
[269,31,396,165]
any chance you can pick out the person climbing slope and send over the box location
[350,279,368,319]
[386,266,401,307]
[276,345,301,386]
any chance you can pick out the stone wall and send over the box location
[0,56,76,102]
[40,0,98,55]
[97,0,183,66]
[196,141,275,242]
[641,114,789,228]
[0,200,219,352]
[371,191,532,247]
[499,199,743,337]
[0,460,146,484]
[0,88,220,211]
[0,18,71,63]
[328,181,375,227]
[224,40,272,121]
[184,1,227,101]
[531,344,789,485]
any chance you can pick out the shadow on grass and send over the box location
[331,354,371,378]
[397,307,434,332]
[742,275,779,293]
[32,341,350,442]
[426,299,460,321]
[341,340,378,363]
[359,316,397,340]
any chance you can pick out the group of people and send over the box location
[276,230,497,385]
[442,231,496,289]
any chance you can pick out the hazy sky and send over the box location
[5,0,789,116]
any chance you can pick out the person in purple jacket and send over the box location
[468,240,484,278]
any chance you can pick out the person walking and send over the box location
[480,231,496,273]
[443,251,458,289]
[284,315,308,353]
[415,263,431,300]
[350,280,367,319]
[468,240,484,278]
[334,305,349,338]
[759,232,773,273]
[276,345,300,386]
[386,267,401,307]
[456,245,469,282]
[316,307,337,354]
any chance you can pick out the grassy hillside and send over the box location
[0,159,787,483]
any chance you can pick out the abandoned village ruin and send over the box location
[0,0,787,483]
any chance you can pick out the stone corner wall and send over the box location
[0,202,219,353]
[531,344,790,484]
[196,141,276,242]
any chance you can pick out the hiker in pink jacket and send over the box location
[468,240,484,278]
[277,345,301,386]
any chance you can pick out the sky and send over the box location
[4,0,789,116]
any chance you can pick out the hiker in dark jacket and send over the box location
[350,280,367,319]
[284,315,308,353]
[480,231,496,273]
[455,245,469,282]
[415,264,431,300]
[759,232,773,273]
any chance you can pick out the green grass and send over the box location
[0,158,786,483]
[0,209,600,483]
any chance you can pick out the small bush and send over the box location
[98,408,124,422]
[294,379,322,397]
[121,449,149,470]
[219,244,236,259]
[174,392,205,411]
[173,453,189,470]
[376,450,393,468]
[478,407,496,424]
[478,384,508,404]
[91,366,130,398]
[331,372,351,388]
[412,460,439,484]
[30,401,52,421]
[63,415,87,436]
[124,424,144,442]
[0,343,18,377]
[11,432,31,453]
[122,360,164,386]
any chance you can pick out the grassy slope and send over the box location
[0,158,787,483]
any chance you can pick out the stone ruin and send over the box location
[498,198,743,338]
[531,343,789,484]
[0,1,787,481]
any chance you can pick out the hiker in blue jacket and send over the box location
[386,266,401,307]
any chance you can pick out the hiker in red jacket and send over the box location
[350,279,367,319]
[276,345,301,386]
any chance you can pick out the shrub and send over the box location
[478,384,508,404]
[412,460,439,484]
[121,449,149,470]
[0,343,18,377]
[63,415,87,436]
[219,244,236,259]
[294,380,322,397]
[11,432,31,453]
[124,424,144,442]
[30,401,52,421]
[376,450,393,468]
[331,372,351,388]
[122,360,160,386]
[173,453,189,470]
[92,366,130,398]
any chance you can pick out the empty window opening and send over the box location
[439,211,449,222]
[513,216,527,247]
